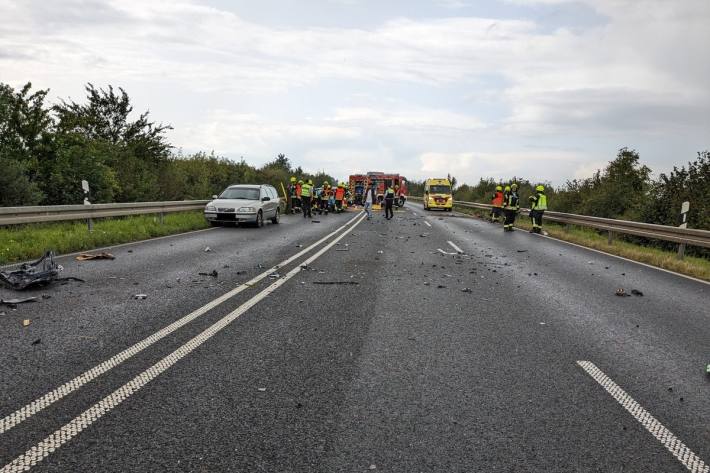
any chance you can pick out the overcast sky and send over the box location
[1,0,708,184]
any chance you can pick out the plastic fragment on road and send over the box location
[22,319,31,327]
[0,251,62,290]
[204,247,211,252]
[199,270,219,278]
[461,288,472,293]
[1,297,38,305]
[133,294,148,300]
[31,338,41,345]
[269,273,280,279]
[615,288,631,297]
[631,289,644,297]
[257,387,267,392]
[75,252,115,261]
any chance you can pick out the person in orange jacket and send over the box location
[334,182,346,212]
[490,185,504,222]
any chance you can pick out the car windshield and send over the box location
[429,185,451,194]
[219,188,260,200]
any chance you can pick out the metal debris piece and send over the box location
[22,319,31,327]
[204,247,212,252]
[133,294,148,300]
[76,252,115,261]
[461,288,472,293]
[0,251,62,290]
[31,338,41,345]
[269,273,280,279]
[615,288,631,297]
[1,297,38,305]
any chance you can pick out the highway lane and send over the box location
[1,205,708,472]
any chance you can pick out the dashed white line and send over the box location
[0,212,364,435]
[447,240,464,254]
[577,361,709,473]
[424,221,432,227]
[0,213,368,473]
[437,249,457,255]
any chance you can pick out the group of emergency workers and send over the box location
[489,184,548,233]
[286,177,349,219]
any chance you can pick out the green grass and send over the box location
[451,205,710,282]
[0,211,209,265]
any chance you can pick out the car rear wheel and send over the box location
[271,208,280,224]
[255,210,264,228]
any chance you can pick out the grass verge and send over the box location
[450,205,710,282]
[0,211,209,265]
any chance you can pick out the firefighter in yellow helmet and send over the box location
[502,183,519,231]
[300,179,313,218]
[529,184,548,234]
[287,176,299,214]
[490,185,504,223]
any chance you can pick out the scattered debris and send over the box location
[419,234,429,238]
[41,294,51,299]
[437,285,446,289]
[31,338,41,345]
[516,250,527,253]
[615,288,631,297]
[204,247,212,252]
[236,270,247,275]
[539,322,546,325]
[76,252,115,261]
[706,364,710,375]
[295,244,303,248]
[461,288,473,293]
[0,251,62,290]
[133,294,148,300]
[311,220,321,223]
[22,319,31,327]
[369,465,377,470]
[1,297,38,306]
[631,289,644,297]
[377,250,384,254]
[313,281,359,285]
[198,270,219,278]
[257,387,267,392]
[269,273,280,279]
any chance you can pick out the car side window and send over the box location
[271,187,278,200]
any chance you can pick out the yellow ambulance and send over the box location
[423,178,453,211]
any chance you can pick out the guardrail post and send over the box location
[565,224,571,233]
[607,231,614,245]
[677,243,686,260]
[87,218,93,232]
[159,212,165,224]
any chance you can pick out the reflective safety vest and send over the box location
[335,187,345,200]
[384,187,395,199]
[505,192,519,210]
[536,193,548,210]
[301,184,312,197]
[491,191,504,208]
[296,184,302,197]
[321,187,330,200]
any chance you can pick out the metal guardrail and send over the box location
[0,201,210,226]
[408,196,710,251]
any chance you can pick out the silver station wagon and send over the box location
[204,184,281,227]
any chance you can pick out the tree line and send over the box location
[0,82,334,207]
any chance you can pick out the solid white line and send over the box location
[0,213,368,473]
[437,249,457,256]
[0,212,364,435]
[577,361,709,473]
[447,240,464,254]
[424,221,432,227]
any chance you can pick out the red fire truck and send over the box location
[349,172,408,207]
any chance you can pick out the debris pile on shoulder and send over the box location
[0,251,62,290]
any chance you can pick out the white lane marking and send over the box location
[538,234,710,287]
[0,212,364,435]
[437,249,457,256]
[0,213,367,473]
[424,221,432,227]
[577,361,709,473]
[447,240,464,254]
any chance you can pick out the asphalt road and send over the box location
[1,204,708,472]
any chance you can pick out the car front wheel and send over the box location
[255,210,264,228]
[271,208,280,224]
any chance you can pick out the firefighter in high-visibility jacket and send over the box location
[319,181,331,215]
[287,176,299,214]
[384,186,396,220]
[528,184,548,234]
[502,183,519,232]
[300,180,313,218]
[490,185,504,222]
[335,182,346,212]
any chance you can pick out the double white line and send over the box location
[1,212,366,472]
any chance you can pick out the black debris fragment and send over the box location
[199,270,219,278]
[631,289,644,297]
[461,288,473,293]
[31,338,41,346]
[0,251,61,290]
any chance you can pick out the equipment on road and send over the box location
[424,178,453,211]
